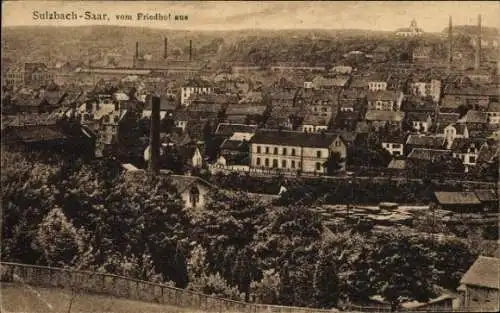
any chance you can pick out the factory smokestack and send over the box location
[134,41,139,68]
[164,37,168,59]
[475,14,481,70]
[448,16,453,71]
[149,95,161,175]
[189,40,192,61]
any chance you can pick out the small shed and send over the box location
[434,191,483,213]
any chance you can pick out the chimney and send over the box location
[149,95,161,174]
[448,16,453,71]
[189,40,192,61]
[475,14,481,70]
[164,37,168,59]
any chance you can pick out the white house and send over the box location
[443,124,469,149]
[250,130,347,174]
[180,81,213,106]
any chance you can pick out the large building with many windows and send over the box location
[249,130,347,174]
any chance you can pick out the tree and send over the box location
[324,152,343,175]
[250,269,281,304]
[35,207,85,267]
[313,246,340,308]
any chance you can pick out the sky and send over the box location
[2,1,499,32]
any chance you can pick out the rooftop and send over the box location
[434,191,481,205]
[407,148,451,161]
[365,110,405,122]
[460,256,500,290]
[215,123,258,137]
[251,129,341,148]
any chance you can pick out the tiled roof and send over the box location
[381,133,407,144]
[406,112,431,122]
[215,123,257,136]
[434,191,481,205]
[251,129,341,148]
[460,256,500,289]
[450,138,483,153]
[220,139,245,151]
[441,95,466,109]
[474,189,498,202]
[367,90,403,102]
[435,113,460,133]
[477,143,499,163]
[488,102,500,112]
[365,110,405,122]
[407,148,451,161]
[336,111,361,121]
[461,110,489,124]
[302,114,329,126]
[406,135,445,149]
[225,105,267,116]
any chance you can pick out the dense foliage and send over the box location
[1,147,482,309]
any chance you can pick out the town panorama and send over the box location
[1,2,499,313]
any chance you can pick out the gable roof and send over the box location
[225,104,267,116]
[407,148,451,161]
[406,112,431,122]
[169,174,215,193]
[460,256,500,289]
[406,135,446,149]
[474,189,498,202]
[434,191,481,205]
[215,123,258,137]
[365,110,405,122]
[302,114,329,126]
[251,129,342,148]
[367,90,402,102]
[450,138,484,153]
[477,143,499,163]
[461,110,489,124]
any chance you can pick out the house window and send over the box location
[393,144,401,148]
[282,160,287,168]
[317,150,322,158]
[189,186,200,208]
[291,149,296,156]
[469,156,476,163]
[257,146,261,153]
[283,148,287,155]
[274,147,278,155]
[265,146,269,154]
[335,141,341,147]
[291,160,296,168]
[265,158,269,167]
[316,162,321,171]
[272,159,278,168]
[256,157,261,166]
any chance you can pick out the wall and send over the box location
[463,285,499,312]
[0,262,333,313]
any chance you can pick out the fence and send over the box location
[0,262,332,313]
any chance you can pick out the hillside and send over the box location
[1,283,208,313]
[1,25,395,67]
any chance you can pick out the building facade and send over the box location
[250,131,347,174]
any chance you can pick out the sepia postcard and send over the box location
[1,1,499,312]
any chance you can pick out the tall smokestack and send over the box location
[149,95,161,175]
[134,41,139,68]
[164,37,168,59]
[189,40,192,61]
[448,16,453,71]
[475,14,481,70]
